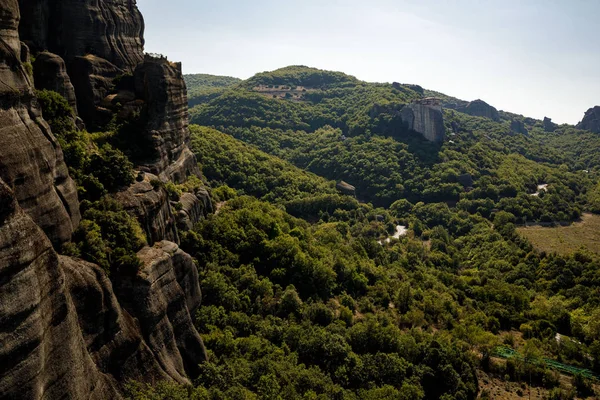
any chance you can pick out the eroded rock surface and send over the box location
[577,106,600,133]
[0,0,80,246]
[401,97,446,142]
[0,179,205,398]
[176,189,212,231]
[33,51,79,113]
[18,0,144,71]
[133,56,201,182]
[114,172,179,244]
[0,179,120,399]
[113,241,207,380]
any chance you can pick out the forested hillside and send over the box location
[128,66,600,399]
[184,73,242,107]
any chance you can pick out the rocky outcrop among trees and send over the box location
[401,98,446,143]
[577,106,600,133]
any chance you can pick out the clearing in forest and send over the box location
[518,213,600,255]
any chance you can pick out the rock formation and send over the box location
[0,0,210,398]
[0,179,118,399]
[33,51,79,113]
[18,0,144,126]
[18,0,145,71]
[114,173,179,244]
[577,106,600,133]
[0,0,80,246]
[464,99,500,121]
[176,189,212,231]
[132,56,201,182]
[444,98,500,121]
[543,117,557,132]
[510,120,528,135]
[112,241,207,380]
[337,181,356,196]
[0,178,206,398]
[401,97,446,143]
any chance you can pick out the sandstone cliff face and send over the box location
[113,241,207,380]
[401,98,446,143]
[176,189,213,231]
[0,178,206,398]
[577,106,600,133]
[114,173,179,244]
[1,2,211,397]
[0,0,80,246]
[0,179,120,399]
[33,51,79,113]
[18,0,144,71]
[133,56,201,182]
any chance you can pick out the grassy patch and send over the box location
[518,213,600,255]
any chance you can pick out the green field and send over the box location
[518,213,600,255]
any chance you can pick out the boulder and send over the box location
[337,181,356,196]
[576,106,600,133]
[33,51,79,113]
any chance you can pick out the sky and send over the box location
[138,0,600,125]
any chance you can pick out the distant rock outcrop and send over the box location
[543,117,557,132]
[401,97,446,142]
[510,120,528,135]
[464,99,500,121]
[577,106,600,133]
[337,181,356,196]
[445,98,500,121]
[0,0,80,246]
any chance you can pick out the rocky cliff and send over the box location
[0,0,80,246]
[0,0,209,398]
[133,56,201,182]
[577,106,600,133]
[401,98,446,143]
[18,0,144,71]
[0,179,206,399]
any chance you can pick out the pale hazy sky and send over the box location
[138,0,599,125]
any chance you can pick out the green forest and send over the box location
[45,65,600,399]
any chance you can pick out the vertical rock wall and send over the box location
[0,0,80,246]
[401,98,446,143]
